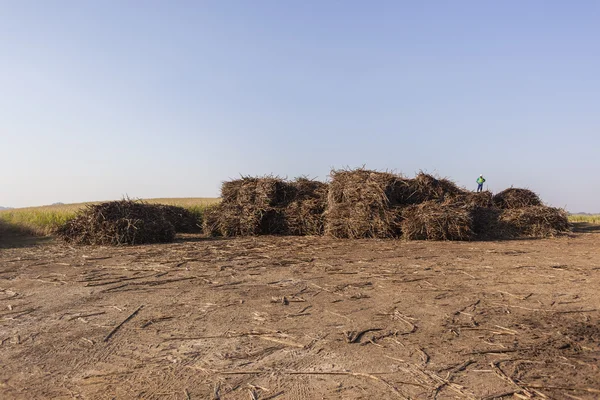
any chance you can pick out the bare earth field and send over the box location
[1,228,599,399]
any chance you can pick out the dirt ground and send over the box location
[1,226,599,400]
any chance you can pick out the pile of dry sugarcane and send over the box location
[67,170,570,244]
[324,168,569,240]
[57,200,178,245]
[204,176,327,237]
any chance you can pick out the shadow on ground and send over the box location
[2,223,598,250]
[0,220,52,249]
[571,222,600,233]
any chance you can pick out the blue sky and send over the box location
[1,1,598,211]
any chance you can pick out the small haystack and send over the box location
[284,178,328,235]
[157,205,201,233]
[493,188,542,209]
[57,200,175,245]
[500,206,570,237]
[401,201,474,241]
[325,169,405,238]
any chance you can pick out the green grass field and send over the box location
[568,214,600,224]
[0,198,220,236]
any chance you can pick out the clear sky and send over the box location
[1,1,599,212]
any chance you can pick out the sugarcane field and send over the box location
[1,170,599,399]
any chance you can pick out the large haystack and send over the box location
[205,169,569,241]
[493,188,542,209]
[323,169,473,239]
[500,206,570,237]
[401,201,474,241]
[284,178,328,235]
[157,205,201,233]
[325,169,406,238]
[206,176,315,237]
[57,200,175,245]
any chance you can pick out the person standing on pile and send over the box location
[476,174,486,192]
